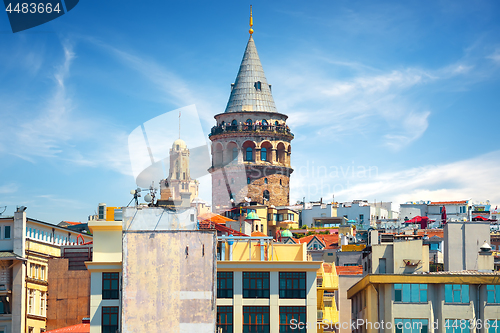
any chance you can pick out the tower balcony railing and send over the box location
[209,124,294,138]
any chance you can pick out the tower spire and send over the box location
[178,109,181,139]
[249,5,253,35]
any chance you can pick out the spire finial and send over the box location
[249,5,254,35]
[179,109,181,139]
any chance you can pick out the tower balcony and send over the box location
[209,124,294,139]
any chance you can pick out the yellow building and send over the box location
[347,273,500,333]
[0,208,92,333]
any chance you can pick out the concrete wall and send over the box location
[337,275,362,333]
[444,221,490,271]
[301,204,334,228]
[46,258,90,331]
[121,230,216,333]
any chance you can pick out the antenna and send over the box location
[0,206,6,215]
[179,109,181,139]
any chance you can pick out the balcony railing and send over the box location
[209,124,294,138]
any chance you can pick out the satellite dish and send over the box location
[144,194,152,203]
[130,190,136,195]
[245,197,251,202]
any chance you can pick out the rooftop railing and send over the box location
[209,124,294,138]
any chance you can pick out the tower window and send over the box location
[176,145,179,150]
[246,119,253,126]
[275,121,279,127]
[231,119,237,126]
[262,119,268,126]
[263,190,270,201]
[183,172,186,180]
[247,177,251,184]
[264,178,268,184]
[254,81,262,91]
[280,179,282,186]
[261,147,267,161]
[246,147,253,161]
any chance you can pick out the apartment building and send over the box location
[0,208,92,333]
[347,273,500,333]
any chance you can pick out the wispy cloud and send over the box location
[290,150,500,208]
[0,183,18,195]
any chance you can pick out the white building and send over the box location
[300,202,336,227]
[336,200,397,228]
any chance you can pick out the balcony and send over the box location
[209,124,294,138]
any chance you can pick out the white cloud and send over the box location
[290,150,500,209]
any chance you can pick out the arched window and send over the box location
[263,190,270,201]
[254,81,262,90]
[247,177,251,184]
[246,147,253,161]
[280,179,282,186]
[176,145,179,150]
[221,121,225,127]
[264,178,268,184]
[262,119,268,126]
[275,121,279,127]
[261,147,267,161]
[246,119,253,125]
[231,119,237,127]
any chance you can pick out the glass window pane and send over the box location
[445,285,452,302]
[403,284,411,302]
[420,289,427,303]
[462,285,469,303]
[411,284,419,302]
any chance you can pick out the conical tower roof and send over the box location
[224,35,277,113]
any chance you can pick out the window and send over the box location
[246,147,253,161]
[28,289,34,314]
[217,306,233,333]
[395,319,429,333]
[280,306,306,332]
[247,177,251,184]
[102,273,119,299]
[262,119,268,126]
[243,306,269,333]
[280,179,282,186]
[261,148,267,161]
[40,292,46,317]
[254,81,262,91]
[445,284,469,303]
[263,190,270,201]
[4,226,10,239]
[445,320,473,333]
[102,307,119,333]
[231,119,237,127]
[246,119,253,126]
[359,214,364,223]
[394,284,427,303]
[487,285,500,303]
[217,272,233,298]
[487,320,499,333]
[243,272,270,298]
[0,296,11,314]
[40,266,45,281]
[264,178,268,184]
[379,258,386,274]
[279,272,306,299]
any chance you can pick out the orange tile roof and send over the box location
[430,200,468,205]
[417,229,444,238]
[336,265,363,275]
[198,212,235,224]
[46,323,89,333]
[251,231,267,237]
[322,263,333,273]
[295,234,339,248]
[62,221,83,225]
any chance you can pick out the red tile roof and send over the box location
[295,234,339,249]
[199,221,247,236]
[417,229,444,238]
[429,200,468,205]
[62,221,83,225]
[46,323,89,333]
[251,231,267,237]
[336,265,363,275]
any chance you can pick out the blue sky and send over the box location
[1,0,500,223]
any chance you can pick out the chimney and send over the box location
[478,241,494,272]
